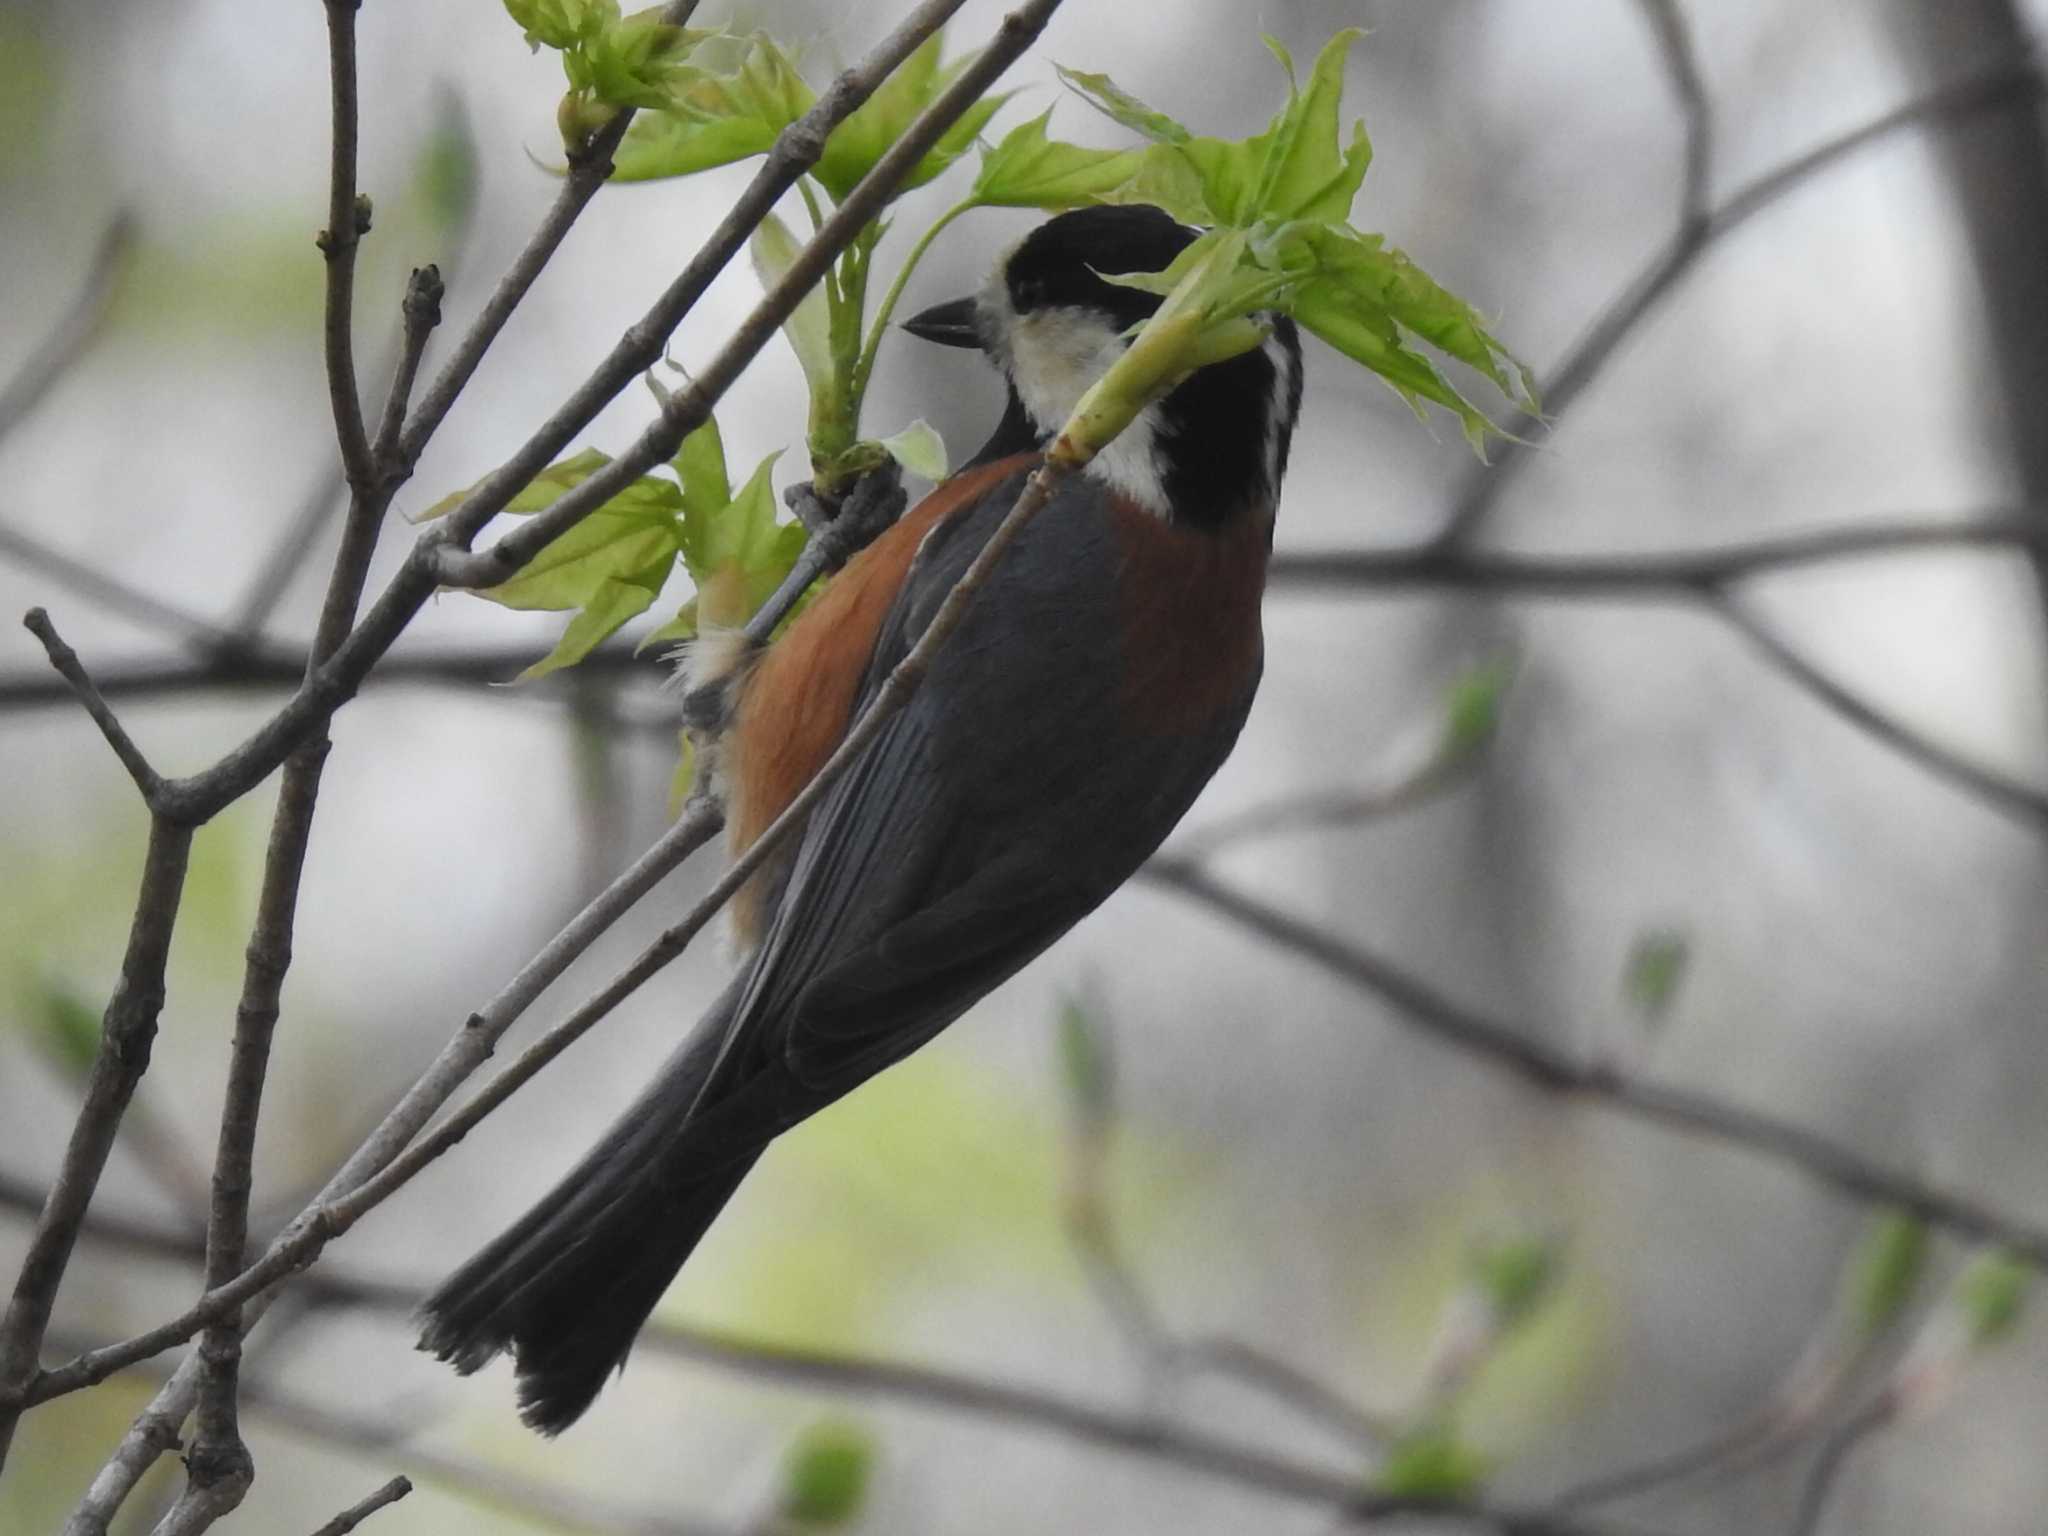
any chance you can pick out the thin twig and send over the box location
[1790,1398,1892,1536]
[372,266,445,473]
[1433,56,2044,547]
[316,0,373,491]
[0,817,193,1468]
[1141,861,2048,1267]
[21,608,167,804]
[307,1475,412,1536]
[1706,590,2048,825]
[0,212,137,447]
[0,525,255,656]
[1632,0,1714,231]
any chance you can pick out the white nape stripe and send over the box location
[1261,331,1298,498]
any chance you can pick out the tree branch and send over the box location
[307,1476,411,1536]
[0,816,193,1467]
[0,212,136,447]
[1632,0,1713,231]
[316,0,373,491]
[1431,55,2043,547]
[22,608,168,806]
[1141,860,2048,1268]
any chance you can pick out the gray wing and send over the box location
[717,466,1255,1105]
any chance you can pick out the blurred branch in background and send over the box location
[0,213,136,447]
[1430,47,2045,548]
[1141,860,2048,1267]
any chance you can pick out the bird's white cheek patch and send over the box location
[1008,307,1171,520]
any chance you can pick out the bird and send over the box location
[417,203,1306,1433]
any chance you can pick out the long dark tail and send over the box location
[417,976,766,1434]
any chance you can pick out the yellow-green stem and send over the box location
[848,197,977,422]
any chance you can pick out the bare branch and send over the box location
[1791,1399,1892,1536]
[316,0,373,489]
[0,816,193,1466]
[1706,590,2048,826]
[0,212,136,448]
[1141,861,2048,1268]
[2,1172,1662,1536]
[1633,0,1714,230]
[371,266,445,473]
[1432,55,2043,547]
[1267,521,2048,830]
[22,608,167,804]
[307,1476,411,1536]
[0,525,255,658]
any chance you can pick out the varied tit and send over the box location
[419,203,1305,1433]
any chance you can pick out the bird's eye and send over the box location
[1010,275,1047,312]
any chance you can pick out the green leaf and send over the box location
[1442,656,1513,758]
[673,414,729,521]
[779,1418,876,1527]
[613,34,814,182]
[1056,999,1115,1131]
[638,595,698,651]
[667,729,698,815]
[504,0,607,52]
[415,448,614,523]
[752,211,835,402]
[1845,1211,1930,1338]
[480,478,684,611]
[679,450,804,627]
[970,110,1144,210]
[518,575,659,679]
[413,88,479,237]
[1467,1235,1562,1332]
[1056,64,1191,144]
[1622,930,1689,1025]
[580,5,702,110]
[1248,31,1372,223]
[34,980,101,1078]
[1373,1427,1488,1502]
[1955,1252,2029,1348]
[812,35,1008,202]
[877,419,948,481]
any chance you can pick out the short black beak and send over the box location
[902,296,982,350]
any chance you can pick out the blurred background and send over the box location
[4,0,2048,1531]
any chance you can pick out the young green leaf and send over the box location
[877,418,948,482]
[1955,1252,2029,1349]
[612,34,813,181]
[1845,1211,1930,1339]
[752,211,836,405]
[969,110,1143,210]
[414,447,614,523]
[518,573,662,679]
[812,35,1009,202]
[1467,1234,1562,1332]
[672,413,730,520]
[504,0,606,53]
[679,450,804,627]
[667,729,698,814]
[1056,999,1115,1132]
[33,980,102,1078]
[578,5,702,111]
[778,1418,876,1527]
[1055,64,1191,145]
[1373,1427,1488,1502]
[479,483,683,612]
[1622,930,1689,1026]
[1442,656,1514,758]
